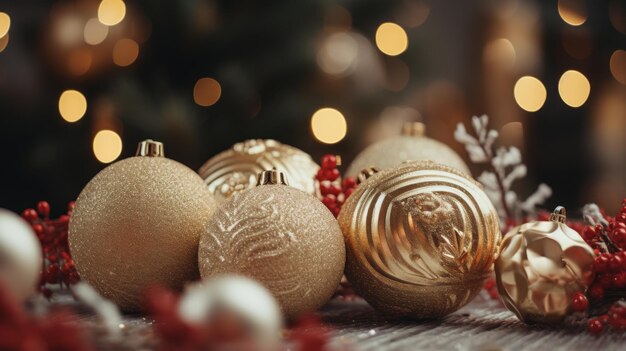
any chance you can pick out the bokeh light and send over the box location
[84,18,109,45]
[93,130,123,163]
[483,38,516,67]
[58,90,87,122]
[610,50,626,85]
[514,76,547,112]
[193,77,222,107]
[317,32,358,76]
[558,70,590,107]
[0,34,8,53]
[375,22,408,56]
[0,12,10,38]
[112,38,139,66]
[311,108,347,144]
[558,0,587,26]
[67,49,92,76]
[98,0,126,26]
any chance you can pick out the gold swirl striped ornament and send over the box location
[198,139,319,202]
[338,161,501,318]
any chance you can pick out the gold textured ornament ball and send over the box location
[69,140,218,311]
[0,209,42,302]
[346,122,470,177]
[338,161,501,318]
[495,207,595,324]
[198,139,319,202]
[198,170,345,318]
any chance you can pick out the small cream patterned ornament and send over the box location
[338,161,500,318]
[198,139,319,202]
[198,170,345,318]
[495,207,596,324]
[346,122,470,177]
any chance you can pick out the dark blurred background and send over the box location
[0,0,625,215]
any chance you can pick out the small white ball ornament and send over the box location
[0,208,42,301]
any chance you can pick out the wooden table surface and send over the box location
[62,292,626,351]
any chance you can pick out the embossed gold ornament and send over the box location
[69,140,217,311]
[345,122,470,177]
[338,161,501,318]
[0,209,42,302]
[198,169,345,318]
[495,207,596,324]
[198,139,319,201]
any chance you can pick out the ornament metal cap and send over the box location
[136,139,164,157]
[549,206,567,223]
[401,122,426,137]
[356,166,380,185]
[257,169,289,186]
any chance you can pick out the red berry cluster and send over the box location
[587,301,626,335]
[316,155,357,218]
[0,282,93,351]
[144,285,339,351]
[21,201,79,298]
[483,278,499,299]
[569,199,626,335]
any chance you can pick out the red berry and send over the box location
[321,155,337,170]
[37,201,50,219]
[322,195,337,209]
[582,226,597,241]
[571,292,589,312]
[328,184,341,196]
[323,169,340,182]
[344,188,355,198]
[22,208,38,222]
[331,207,340,217]
[341,177,356,190]
[588,318,604,335]
[58,215,70,224]
[594,255,610,273]
[319,182,332,196]
[613,272,626,288]
[589,284,605,301]
[610,255,624,271]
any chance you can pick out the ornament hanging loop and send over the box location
[402,122,425,137]
[357,167,380,185]
[136,139,164,157]
[549,206,567,223]
[257,169,289,186]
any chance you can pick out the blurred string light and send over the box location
[557,0,587,26]
[0,12,9,38]
[513,76,546,112]
[56,15,84,46]
[558,70,590,107]
[500,122,524,149]
[609,0,626,35]
[610,50,626,85]
[311,108,347,144]
[98,0,126,26]
[375,22,408,56]
[483,38,516,68]
[112,38,139,66]
[84,18,109,45]
[0,34,8,53]
[67,48,92,76]
[58,90,87,122]
[193,77,221,107]
[317,32,359,76]
[93,130,122,163]
[394,1,429,28]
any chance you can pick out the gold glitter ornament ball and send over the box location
[69,140,218,311]
[338,161,501,318]
[345,122,470,177]
[198,139,319,202]
[198,170,345,318]
[495,207,596,324]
